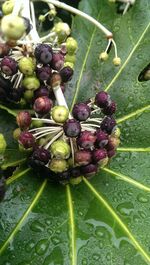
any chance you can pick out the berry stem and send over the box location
[44,130,63,149]
[39,0,113,37]
[12,0,23,16]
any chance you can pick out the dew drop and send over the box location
[137,194,148,203]
[35,239,49,255]
[117,202,134,216]
[30,220,44,232]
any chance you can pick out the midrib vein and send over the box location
[105,21,150,91]
[83,178,150,264]
[66,185,76,265]
[102,167,150,192]
[6,168,31,185]
[116,105,150,124]
[0,179,47,255]
[117,147,150,152]
[70,11,101,111]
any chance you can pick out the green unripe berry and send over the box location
[64,62,74,69]
[0,134,7,154]
[113,57,121,66]
[66,37,78,55]
[98,156,109,168]
[38,15,46,22]
[50,140,71,159]
[18,57,35,76]
[24,90,34,103]
[48,9,57,20]
[2,0,14,15]
[22,76,40,90]
[19,144,32,153]
[54,22,71,43]
[49,158,69,173]
[99,52,109,61]
[31,120,44,128]
[65,54,76,64]
[13,128,21,140]
[1,15,26,40]
[70,176,83,185]
[51,106,69,123]
[111,127,121,138]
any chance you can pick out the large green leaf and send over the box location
[0,0,150,264]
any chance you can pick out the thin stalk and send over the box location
[40,0,113,37]
[44,130,63,149]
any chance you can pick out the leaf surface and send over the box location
[0,0,150,264]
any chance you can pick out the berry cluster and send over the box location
[0,40,77,106]
[15,91,120,185]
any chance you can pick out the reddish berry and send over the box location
[107,149,116,158]
[92,148,107,163]
[16,111,31,130]
[77,131,96,150]
[75,150,92,166]
[33,96,53,115]
[19,131,35,149]
[0,43,10,58]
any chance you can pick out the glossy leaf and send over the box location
[0,0,150,264]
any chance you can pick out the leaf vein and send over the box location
[83,178,150,264]
[0,179,47,255]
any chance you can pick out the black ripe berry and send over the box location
[35,44,53,65]
[72,103,91,121]
[101,117,116,134]
[63,119,81,137]
[95,91,109,108]
[60,66,73,82]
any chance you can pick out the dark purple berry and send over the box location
[103,101,116,115]
[9,88,23,102]
[34,86,49,99]
[101,117,116,134]
[19,131,35,149]
[33,96,53,115]
[34,44,53,65]
[63,119,81,138]
[57,170,71,181]
[60,66,73,82]
[1,56,18,76]
[92,148,107,163]
[72,103,91,121]
[96,130,108,148]
[77,130,96,150]
[70,166,82,178]
[32,147,51,165]
[36,66,52,82]
[81,164,98,178]
[95,91,109,108]
[0,43,10,58]
[16,111,31,130]
[51,53,64,71]
[107,149,116,158]
[75,150,92,166]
